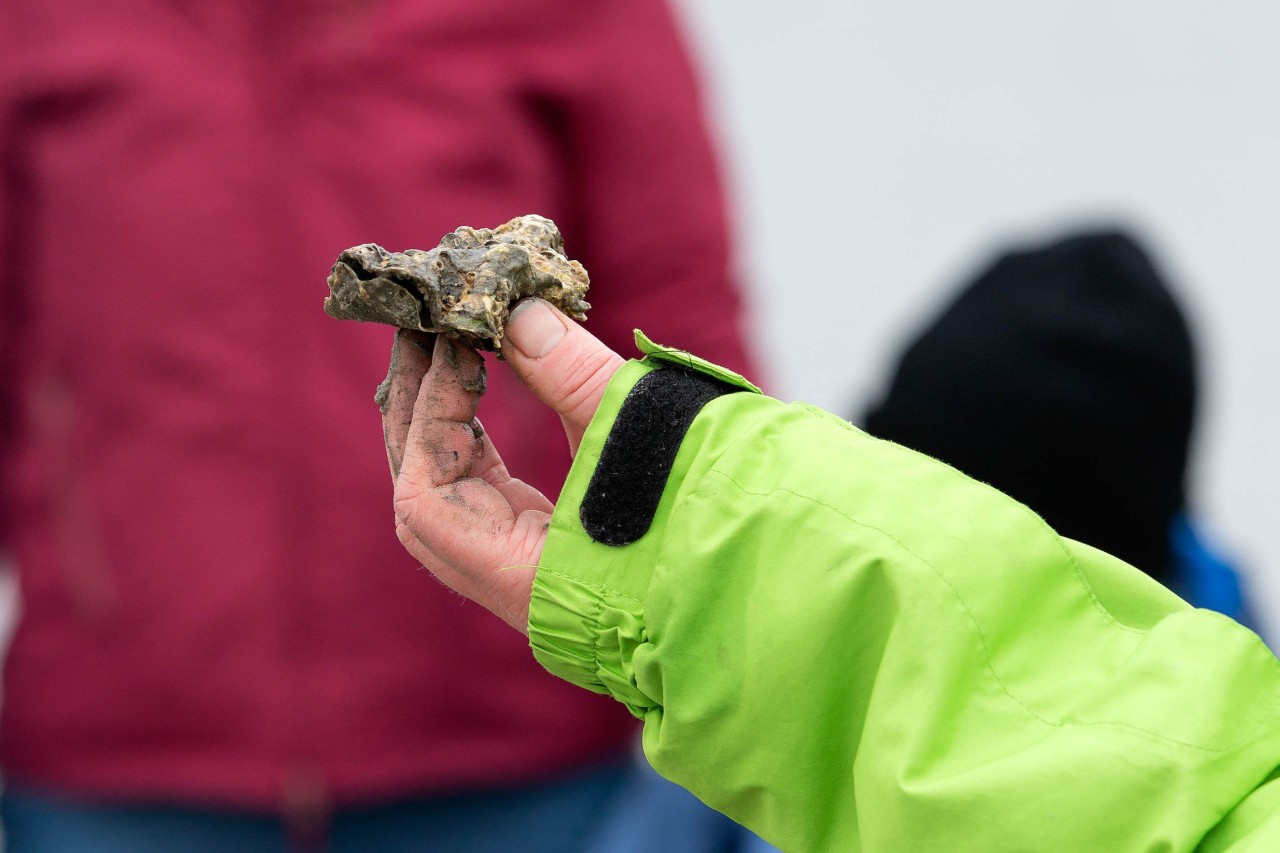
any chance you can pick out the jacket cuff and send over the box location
[527,331,758,717]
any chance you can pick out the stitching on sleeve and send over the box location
[702,467,1280,754]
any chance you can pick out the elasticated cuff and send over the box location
[528,331,759,716]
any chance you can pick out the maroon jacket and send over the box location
[0,0,755,813]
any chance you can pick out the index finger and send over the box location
[379,328,436,478]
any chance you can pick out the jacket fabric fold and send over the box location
[530,334,1280,852]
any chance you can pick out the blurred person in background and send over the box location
[0,0,764,850]
[862,229,1258,630]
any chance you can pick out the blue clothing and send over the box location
[2,755,779,853]
[584,753,779,853]
[1169,514,1258,632]
[2,760,630,853]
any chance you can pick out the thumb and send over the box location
[503,298,624,455]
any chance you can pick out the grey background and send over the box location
[676,0,1279,632]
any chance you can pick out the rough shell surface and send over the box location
[324,214,591,352]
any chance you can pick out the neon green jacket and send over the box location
[528,335,1280,852]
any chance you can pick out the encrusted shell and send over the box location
[324,214,590,353]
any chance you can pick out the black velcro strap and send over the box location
[580,365,741,546]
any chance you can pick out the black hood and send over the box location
[863,230,1196,583]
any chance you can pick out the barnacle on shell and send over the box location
[324,214,590,354]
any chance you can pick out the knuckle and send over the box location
[392,476,426,509]
[508,511,550,564]
[549,349,620,419]
[393,518,418,550]
[392,481,429,533]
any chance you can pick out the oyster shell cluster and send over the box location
[324,214,590,353]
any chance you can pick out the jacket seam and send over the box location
[701,466,1280,754]
[793,402,1145,637]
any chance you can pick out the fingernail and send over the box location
[507,299,565,358]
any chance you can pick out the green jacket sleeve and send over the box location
[528,336,1280,853]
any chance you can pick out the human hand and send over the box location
[381,299,625,633]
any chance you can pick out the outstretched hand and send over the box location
[381,299,625,633]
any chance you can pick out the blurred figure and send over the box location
[0,0,761,850]
[862,229,1255,627]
